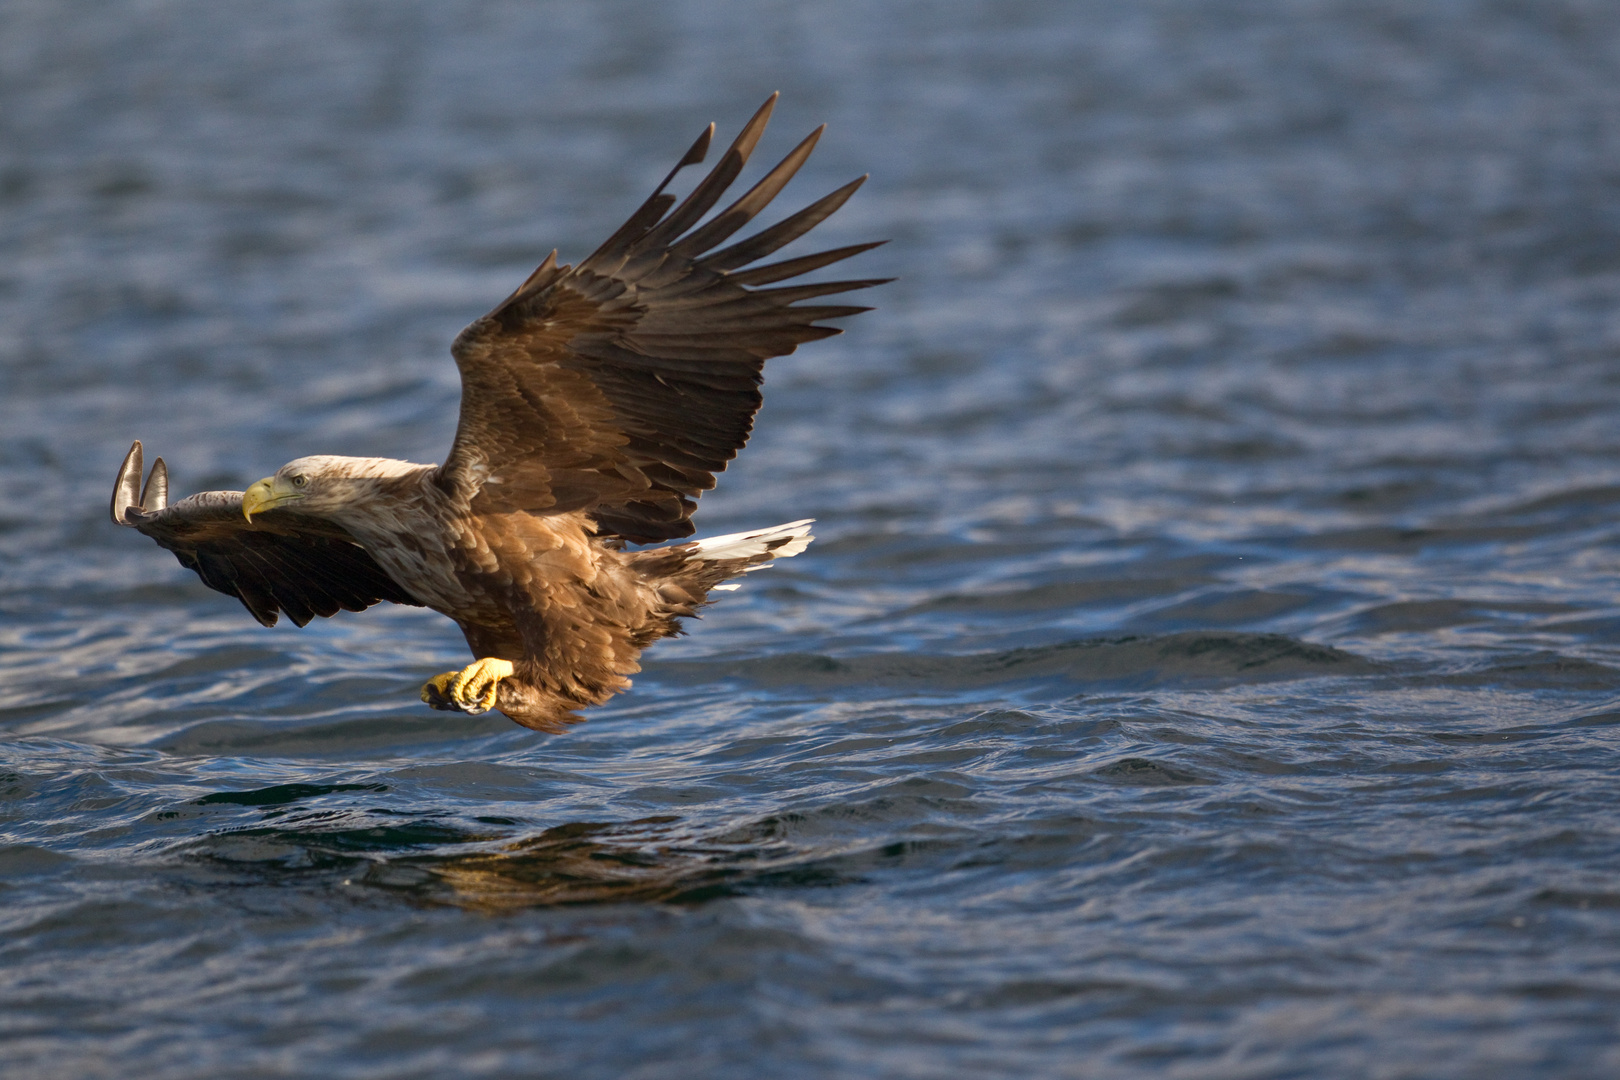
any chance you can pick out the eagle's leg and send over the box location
[419,658,514,715]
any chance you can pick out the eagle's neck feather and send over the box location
[317,463,434,522]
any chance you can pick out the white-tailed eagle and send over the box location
[110,95,884,733]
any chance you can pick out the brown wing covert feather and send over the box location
[439,93,888,544]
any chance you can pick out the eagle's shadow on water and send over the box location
[184,811,857,912]
[362,816,848,910]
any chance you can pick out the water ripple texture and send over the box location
[5,2,1620,1078]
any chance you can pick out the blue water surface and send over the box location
[5,2,1620,1077]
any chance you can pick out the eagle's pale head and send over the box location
[241,455,426,522]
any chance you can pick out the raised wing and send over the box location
[111,442,422,627]
[438,93,888,544]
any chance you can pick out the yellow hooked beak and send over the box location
[241,476,300,522]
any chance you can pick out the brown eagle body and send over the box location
[110,95,883,733]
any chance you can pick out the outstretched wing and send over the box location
[439,93,888,544]
[111,442,422,627]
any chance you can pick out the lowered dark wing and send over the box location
[111,442,422,627]
[439,93,888,544]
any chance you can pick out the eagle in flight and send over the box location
[109,95,884,733]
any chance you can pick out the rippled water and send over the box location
[6,1,1620,1076]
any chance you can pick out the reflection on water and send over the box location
[7,0,1620,1077]
[182,812,747,910]
[372,817,751,911]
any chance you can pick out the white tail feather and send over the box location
[690,519,815,565]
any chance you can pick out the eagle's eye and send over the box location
[291,475,308,488]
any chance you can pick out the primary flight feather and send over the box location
[110,94,885,733]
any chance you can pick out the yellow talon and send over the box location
[421,658,514,715]
[421,670,459,706]
[453,657,514,713]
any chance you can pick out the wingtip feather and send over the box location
[141,457,169,512]
[112,441,143,526]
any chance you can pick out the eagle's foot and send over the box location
[420,671,460,711]
[420,658,514,715]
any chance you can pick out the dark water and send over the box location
[6,1,1620,1076]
